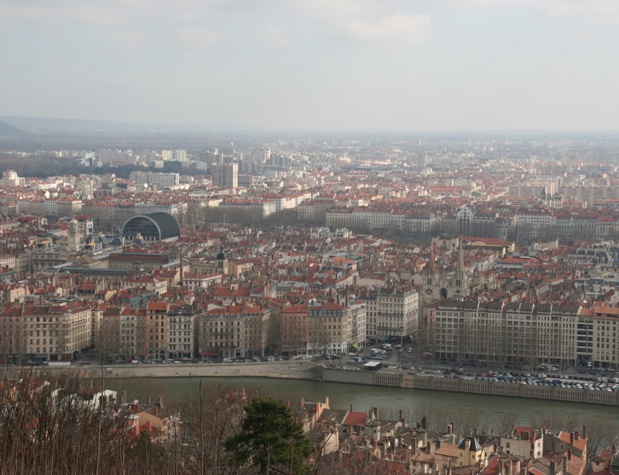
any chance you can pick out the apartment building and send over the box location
[307,302,362,355]
[429,301,618,370]
[146,302,169,360]
[120,307,140,358]
[129,171,181,188]
[212,163,238,189]
[218,199,277,218]
[101,307,122,357]
[279,304,309,355]
[198,305,270,359]
[577,306,619,369]
[167,304,196,359]
[17,301,92,361]
[358,289,419,343]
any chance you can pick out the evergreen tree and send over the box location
[225,398,314,475]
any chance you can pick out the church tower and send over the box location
[67,218,81,253]
[454,239,469,296]
[216,244,228,274]
[421,244,438,307]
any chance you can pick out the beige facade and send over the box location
[167,306,196,358]
[21,301,92,360]
[578,306,619,369]
[198,305,270,359]
[358,289,418,342]
[212,163,238,188]
[429,301,619,370]
[308,302,355,355]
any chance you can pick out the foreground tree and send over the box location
[180,383,251,475]
[0,373,136,474]
[225,398,313,475]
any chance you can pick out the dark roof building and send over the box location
[121,212,181,242]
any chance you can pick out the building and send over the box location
[121,212,181,242]
[577,306,619,370]
[358,289,418,344]
[1,170,25,187]
[107,250,169,271]
[212,163,238,189]
[167,304,196,359]
[279,304,309,355]
[146,302,169,360]
[129,171,181,188]
[198,305,270,360]
[419,242,471,314]
[428,301,586,369]
[13,300,93,361]
[308,302,355,355]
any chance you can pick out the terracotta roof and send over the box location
[342,411,366,427]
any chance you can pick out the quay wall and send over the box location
[320,368,619,407]
[3,361,321,381]
[6,363,619,407]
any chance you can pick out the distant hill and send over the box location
[0,116,208,134]
[0,119,23,135]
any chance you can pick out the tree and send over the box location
[180,383,250,475]
[225,398,313,475]
[130,431,168,472]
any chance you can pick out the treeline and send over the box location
[0,155,209,179]
[0,375,374,475]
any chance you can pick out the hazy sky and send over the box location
[1,0,619,132]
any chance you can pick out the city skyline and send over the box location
[2,0,619,133]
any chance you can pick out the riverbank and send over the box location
[5,362,619,407]
[3,361,321,381]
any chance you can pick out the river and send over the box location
[106,376,619,438]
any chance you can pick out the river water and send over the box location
[107,376,619,438]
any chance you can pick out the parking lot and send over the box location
[322,343,619,394]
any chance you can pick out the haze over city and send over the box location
[2,0,619,133]
[2,1,619,474]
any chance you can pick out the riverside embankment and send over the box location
[6,362,619,407]
[4,360,321,381]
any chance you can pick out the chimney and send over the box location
[399,409,404,423]
[350,404,353,412]
[582,425,587,438]
[549,461,556,475]
[180,255,184,285]
[411,436,418,455]
[570,432,574,446]
[568,449,572,461]
[422,416,427,430]
[153,405,159,417]
[574,431,579,441]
